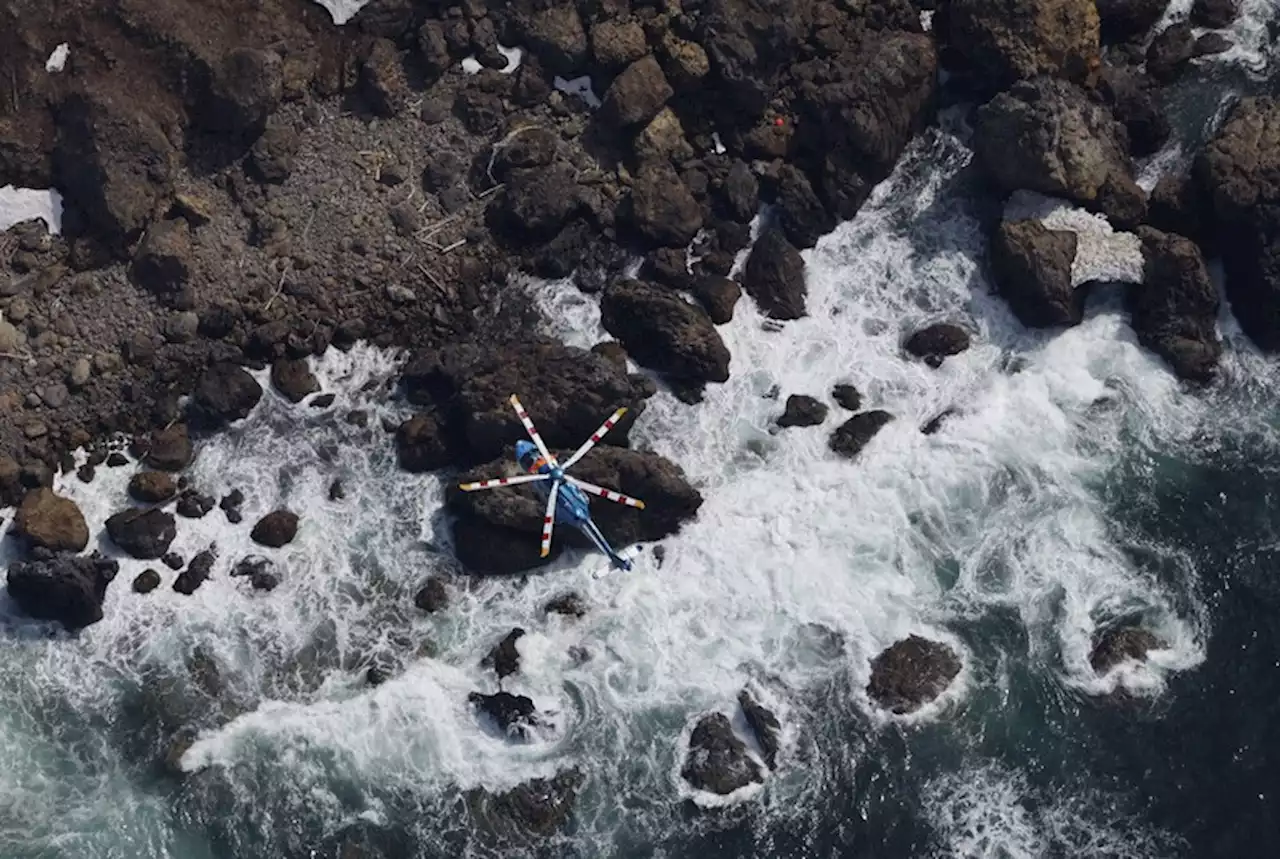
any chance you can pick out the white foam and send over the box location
[1004,190,1144,285]
[0,186,63,235]
[45,43,69,73]
[497,43,524,74]
[460,56,483,75]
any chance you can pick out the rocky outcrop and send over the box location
[145,423,193,471]
[449,446,701,575]
[627,163,703,249]
[600,280,731,384]
[6,548,118,631]
[396,411,453,473]
[777,395,828,428]
[494,164,582,242]
[129,471,178,503]
[468,691,546,739]
[132,220,193,294]
[1090,624,1164,673]
[601,56,674,129]
[1098,65,1171,159]
[691,276,742,325]
[270,359,319,404]
[251,510,298,548]
[466,768,584,838]
[13,488,89,553]
[482,628,525,682]
[1128,227,1221,382]
[904,324,971,367]
[989,219,1081,328]
[514,5,588,76]
[867,634,962,714]
[742,228,807,320]
[680,712,764,795]
[738,688,782,769]
[830,410,893,459]
[937,0,1100,93]
[1146,23,1196,83]
[189,363,264,427]
[1192,0,1239,28]
[105,508,177,559]
[974,78,1145,227]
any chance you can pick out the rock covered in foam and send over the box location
[482,628,525,681]
[867,634,961,714]
[468,690,546,739]
[448,446,701,575]
[680,712,764,795]
[1090,624,1164,674]
[6,547,118,631]
[989,219,1081,327]
[13,487,89,553]
[1128,227,1221,382]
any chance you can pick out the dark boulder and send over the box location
[1095,0,1170,44]
[1097,65,1171,158]
[200,48,283,136]
[1194,33,1233,57]
[601,55,674,129]
[189,363,263,427]
[974,77,1145,228]
[904,323,971,367]
[691,276,742,325]
[270,358,319,404]
[494,164,581,242]
[720,160,760,224]
[449,446,701,575]
[867,634,962,714]
[742,228,807,320]
[515,4,588,75]
[601,280,730,383]
[482,628,525,681]
[777,395,828,428]
[590,20,648,71]
[772,165,834,250]
[989,219,1081,328]
[248,122,300,183]
[173,548,216,595]
[414,576,449,612]
[1192,0,1238,28]
[396,411,455,473]
[738,688,782,769]
[132,220,193,294]
[1128,227,1221,382]
[680,712,764,795]
[938,0,1100,93]
[145,423,193,471]
[129,471,178,503]
[830,410,893,459]
[176,491,215,519]
[466,769,584,838]
[1146,23,1196,83]
[13,488,89,553]
[468,691,545,739]
[627,163,703,248]
[133,569,162,594]
[545,592,587,619]
[359,38,411,117]
[106,508,177,559]
[251,510,298,548]
[1090,625,1164,673]
[832,384,861,411]
[6,548,118,631]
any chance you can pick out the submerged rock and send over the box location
[6,548,118,631]
[106,508,177,559]
[867,635,962,714]
[680,712,764,795]
[482,628,525,682]
[414,576,449,613]
[250,510,298,548]
[467,768,584,838]
[829,411,893,459]
[738,688,782,770]
[776,395,828,428]
[1090,625,1164,673]
[468,691,545,739]
[13,488,89,553]
[545,592,587,619]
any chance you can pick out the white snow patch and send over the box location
[45,43,69,73]
[0,186,63,235]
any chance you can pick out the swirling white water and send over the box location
[4,8,1280,857]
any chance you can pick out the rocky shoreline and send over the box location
[1,0,1278,845]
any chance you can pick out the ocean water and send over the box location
[3,8,1280,859]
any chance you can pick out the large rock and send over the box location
[600,280,731,383]
[742,228,807,320]
[53,88,176,247]
[494,164,581,242]
[467,691,545,739]
[867,634,962,714]
[132,220,193,294]
[1192,0,1239,28]
[359,39,410,117]
[189,363,263,427]
[692,276,742,325]
[482,628,525,681]
[1146,23,1195,83]
[515,4,588,75]
[904,323,971,366]
[627,163,703,249]
[1090,625,1163,673]
[400,339,653,464]
[449,446,702,575]
[6,548,118,631]
[773,165,834,250]
[396,411,454,473]
[466,769,584,838]
[601,56,673,129]
[199,47,283,136]
[738,688,782,769]
[590,20,648,71]
[270,358,319,404]
[680,712,764,795]
[106,508,177,559]
[129,471,178,503]
[251,510,298,548]
[1194,97,1280,350]
[1128,227,1221,382]
[989,219,1081,328]
[1098,65,1170,159]
[777,395,828,428]
[829,410,893,459]
[938,0,1100,93]
[1096,0,1171,44]
[145,423,193,471]
[974,77,1145,227]
[14,489,89,553]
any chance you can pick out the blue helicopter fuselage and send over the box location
[515,439,592,527]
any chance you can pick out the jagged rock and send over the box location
[720,160,760,223]
[189,363,263,427]
[495,164,581,241]
[145,423,193,471]
[129,471,177,503]
[742,228,807,320]
[658,32,710,86]
[176,491,215,519]
[414,576,449,613]
[201,47,283,136]
[922,408,958,435]
[106,508,177,559]
[691,276,742,325]
[832,384,862,411]
[133,569,162,594]
[904,323,971,367]
[173,548,216,595]
[544,592,587,618]
[867,634,962,714]
[251,510,298,548]
[773,165,834,250]
[1129,227,1221,382]
[830,410,893,458]
[627,163,703,248]
[974,77,1145,227]
[1096,0,1170,43]
[738,688,782,769]
[449,445,701,575]
[1090,625,1163,673]
[482,628,525,681]
[248,121,300,183]
[590,19,647,70]
[271,358,319,404]
[989,219,1081,328]
[1192,0,1238,28]
[1098,65,1170,158]
[633,108,694,165]
[680,712,764,795]
[1146,23,1195,83]
[359,38,410,117]
[467,769,584,837]
[939,0,1100,93]
[600,280,730,383]
[516,4,588,75]
[396,411,453,473]
[14,488,89,553]
[468,690,544,738]
[132,220,192,293]
[777,395,828,428]
[602,55,674,129]
[6,548,118,631]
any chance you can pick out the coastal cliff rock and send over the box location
[989,219,1082,328]
[867,634,962,714]
[448,446,702,575]
[5,548,118,631]
[743,228,808,320]
[680,712,765,795]
[1129,227,1221,382]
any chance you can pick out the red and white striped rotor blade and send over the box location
[566,476,645,509]
[510,394,558,467]
[540,481,560,557]
[561,406,628,470]
[458,473,549,492]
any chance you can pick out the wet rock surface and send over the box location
[1129,227,1222,382]
[777,395,829,428]
[680,712,764,795]
[6,548,118,631]
[466,768,584,838]
[601,280,731,384]
[738,688,782,769]
[1090,625,1164,673]
[830,410,894,459]
[250,510,299,548]
[867,634,962,714]
[989,219,1081,328]
[106,508,177,559]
